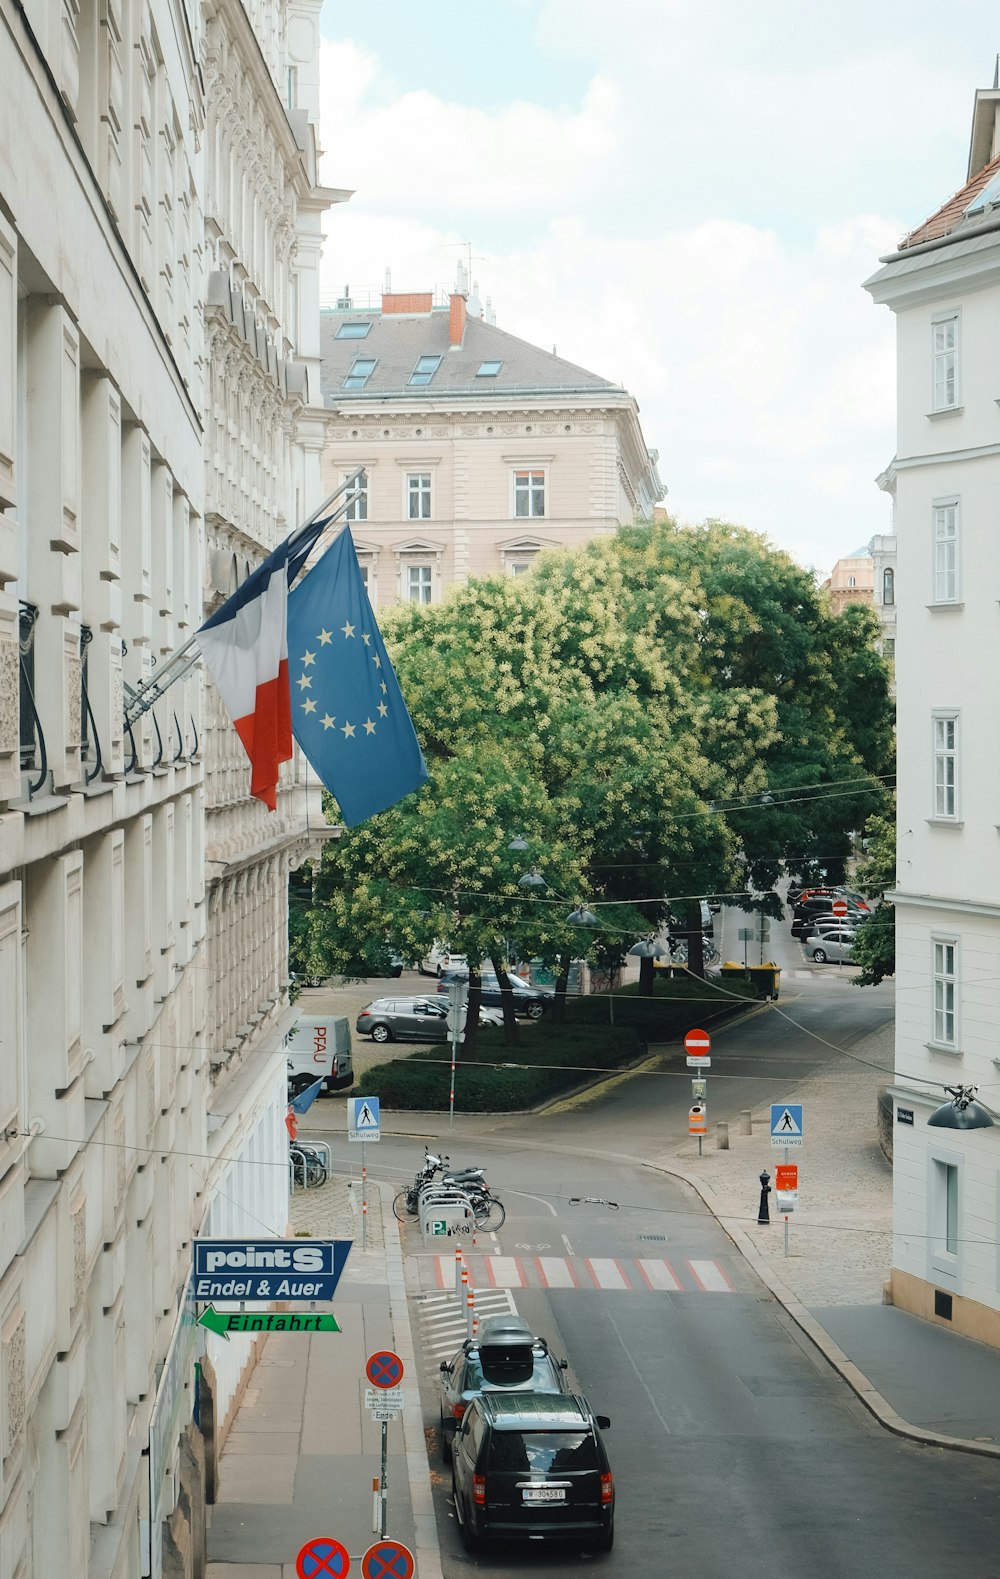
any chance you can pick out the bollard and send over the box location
[739,1110,752,1136]
[466,1284,475,1339]
[716,1122,729,1151]
[454,1244,462,1294]
[757,1168,771,1225]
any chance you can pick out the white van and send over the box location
[285,1015,353,1096]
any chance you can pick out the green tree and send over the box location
[849,813,896,986]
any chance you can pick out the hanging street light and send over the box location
[517,868,546,889]
[567,905,599,926]
[927,1085,994,1130]
[507,836,530,852]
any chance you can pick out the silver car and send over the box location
[804,927,856,964]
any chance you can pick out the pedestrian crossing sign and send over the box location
[348,1095,381,1142]
[770,1103,803,1148]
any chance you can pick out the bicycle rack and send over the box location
[288,1143,331,1192]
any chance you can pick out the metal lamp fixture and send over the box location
[517,868,546,889]
[567,905,599,926]
[628,937,667,959]
[507,836,530,852]
[927,1085,994,1130]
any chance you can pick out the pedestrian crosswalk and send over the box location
[420,1253,736,1294]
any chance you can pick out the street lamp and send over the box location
[566,905,598,926]
[927,1085,994,1130]
[517,868,545,889]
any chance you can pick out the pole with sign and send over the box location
[685,1030,711,1154]
[349,1097,381,1251]
[447,980,468,1130]
[366,1351,404,1536]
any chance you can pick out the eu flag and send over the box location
[286,528,428,825]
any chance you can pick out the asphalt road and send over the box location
[309,914,1000,1577]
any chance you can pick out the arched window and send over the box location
[883,567,894,605]
[847,575,856,588]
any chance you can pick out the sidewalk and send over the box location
[205,1179,444,1579]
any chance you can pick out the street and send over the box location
[304,914,1000,1576]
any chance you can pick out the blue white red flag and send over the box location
[195,518,329,810]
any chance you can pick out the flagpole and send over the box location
[123,471,366,729]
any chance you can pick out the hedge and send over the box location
[566,972,759,1040]
[358,1022,643,1113]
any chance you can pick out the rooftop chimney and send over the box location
[449,291,468,348]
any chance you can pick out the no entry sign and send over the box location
[831,899,848,916]
[361,1540,415,1579]
[685,1027,711,1068]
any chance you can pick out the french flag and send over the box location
[195,539,294,811]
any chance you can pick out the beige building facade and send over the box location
[319,287,665,603]
[820,549,875,616]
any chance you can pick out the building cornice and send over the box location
[865,228,1000,309]
[887,889,1000,920]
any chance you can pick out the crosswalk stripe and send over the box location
[585,1258,631,1290]
[636,1258,683,1292]
[688,1259,733,1292]
[485,1256,524,1288]
[536,1256,578,1288]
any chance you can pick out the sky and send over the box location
[317,1,999,576]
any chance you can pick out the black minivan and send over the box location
[451,1392,614,1552]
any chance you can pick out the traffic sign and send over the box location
[366,1350,404,1389]
[349,1096,381,1143]
[831,899,848,917]
[361,1540,415,1579]
[296,1536,350,1579]
[685,1027,712,1068]
[198,1306,341,1339]
[364,1388,403,1409]
[770,1104,803,1148]
[192,1239,352,1303]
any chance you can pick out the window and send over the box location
[286,65,297,108]
[847,574,856,588]
[932,313,959,410]
[336,321,372,340]
[407,473,431,520]
[933,713,957,818]
[476,360,502,377]
[514,470,545,518]
[882,567,894,605]
[408,355,441,386]
[508,557,536,576]
[932,1158,960,1259]
[405,564,432,603]
[933,502,958,601]
[342,472,367,522]
[932,938,958,1046]
[343,357,376,390]
[883,637,895,663]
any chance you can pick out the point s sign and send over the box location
[192,1239,352,1302]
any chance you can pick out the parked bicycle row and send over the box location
[393,1149,506,1231]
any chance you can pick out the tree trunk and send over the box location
[490,954,520,1045]
[461,968,482,1059]
[553,952,571,1023]
[686,901,705,978]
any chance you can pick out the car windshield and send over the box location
[488,1431,595,1474]
[464,1351,557,1390]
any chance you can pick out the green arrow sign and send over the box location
[197,1305,341,1341]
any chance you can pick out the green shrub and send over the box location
[567,973,758,1040]
[359,1022,643,1112]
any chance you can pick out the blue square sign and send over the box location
[770,1104,803,1147]
[349,1096,381,1140]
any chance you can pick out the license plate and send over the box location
[522,1487,565,1503]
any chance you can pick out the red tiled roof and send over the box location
[899,151,1000,249]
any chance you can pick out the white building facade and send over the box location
[0,0,332,1571]
[865,78,1000,1344]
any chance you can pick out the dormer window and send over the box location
[477,360,502,377]
[343,357,377,390]
[408,355,442,386]
[336,321,372,339]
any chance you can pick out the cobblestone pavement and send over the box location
[288,1170,387,1272]
[665,1020,893,1307]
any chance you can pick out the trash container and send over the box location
[720,963,780,999]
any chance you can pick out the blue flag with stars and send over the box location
[287,528,428,825]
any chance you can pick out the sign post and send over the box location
[366,1351,405,1537]
[349,1097,381,1251]
[447,980,468,1130]
[770,1107,804,1256]
[685,1030,711,1154]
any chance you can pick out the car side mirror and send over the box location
[439,1361,451,1374]
[595,1415,611,1430]
[558,1358,568,1370]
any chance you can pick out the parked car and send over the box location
[451,1392,614,1553]
[355,996,500,1043]
[803,927,857,964]
[437,970,554,1020]
[439,1316,568,1459]
[420,943,469,977]
[791,893,869,938]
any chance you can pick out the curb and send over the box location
[378,1180,447,1579]
[651,1154,1000,1461]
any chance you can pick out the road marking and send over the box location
[585,1258,631,1290]
[688,1259,734,1292]
[561,1233,575,1257]
[636,1258,683,1292]
[506,1188,559,1217]
[536,1256,578,1288]
[485,1256,525,1288]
